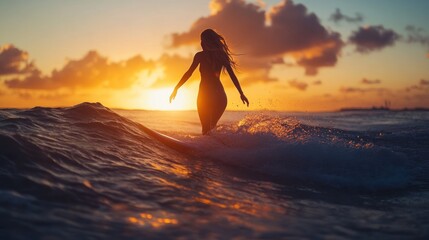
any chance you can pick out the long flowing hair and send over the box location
[200,29,237,71]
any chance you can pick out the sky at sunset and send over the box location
[1,0,428,111]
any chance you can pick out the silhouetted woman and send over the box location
[170,29,249,135]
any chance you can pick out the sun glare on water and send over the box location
[143,88,194,111]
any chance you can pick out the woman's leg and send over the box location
[197,93,211,135]
[210,92,227,129]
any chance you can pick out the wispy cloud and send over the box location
[406,79,429,92]
[361,78,381,84]
[405,25,429,49]
[313,80,322,85]
[329,8,363,24]
[340,87,388,94]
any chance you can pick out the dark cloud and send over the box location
[288,79,308,91]
[0,44,34,75]
[329,8,363,23]
[170,0,343,78]
[405,25,429,49]
[349,26,400,53]
[296,46,340,75]
[5,51,154,89]
[361,78,381,84]
[420,79,429,85]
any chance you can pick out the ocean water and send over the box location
[0,102,428,239]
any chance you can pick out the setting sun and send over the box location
[143,87,195,110]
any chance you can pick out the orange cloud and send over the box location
[170,0,343,78]
[288,79,308,91]
[5,51,154,89]
[151,54,198,88]
[0,44,34,75]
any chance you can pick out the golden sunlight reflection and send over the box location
[142,87,194,110]
[194,195,274,216]
[82,180,92,188]
[148,161,191,178]
[127,211,178,228]
[194,179,285,220]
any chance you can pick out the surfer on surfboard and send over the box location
[170,29,249,135]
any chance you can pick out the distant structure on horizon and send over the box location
[339,100,429,112]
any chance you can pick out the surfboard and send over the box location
[137,124,194,153]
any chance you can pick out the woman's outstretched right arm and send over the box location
[225,64,249,107]
[170,52,201,103]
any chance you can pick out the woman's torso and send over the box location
[198,51,225,92]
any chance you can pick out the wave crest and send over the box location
[194,113,414,191]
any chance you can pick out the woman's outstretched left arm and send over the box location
[170,52,201,103]
[225,64,249,106]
